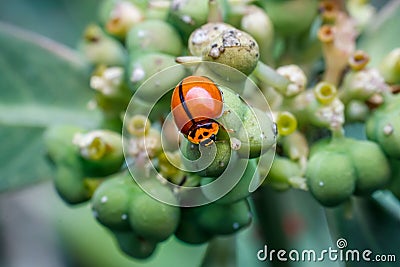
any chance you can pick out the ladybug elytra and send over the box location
[171,76,223,146]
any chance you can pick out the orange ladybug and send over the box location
[171,76,223,146]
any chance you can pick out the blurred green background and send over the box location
[0,0,399,267]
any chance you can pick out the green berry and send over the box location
[265,156,302,191]
[379,48,400,84]
[202,28,260,76]
[78,24,126,66]
[347,140,391,195]
[126,20,183,56]
[188,22,235,57]
[201,159,258,204]
[174,207,214,245]
[54,164,89,204]
[98,0,144,38]
[168,0,209,42]
[92,174,135,230]
[74,130,124,177]
[388,158,400,200]
[306,150,356,207]
[196,199,252,235]
[44,125,84,166]
[262,0,318,37]
[235,107,276,158]
[113,231,157,259]
[128,180,180,242]
[181,138,233,177]
[127,52,187,102]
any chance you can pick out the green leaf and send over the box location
[0,22,100,192]
[358,0,400,66]
[0,0,99,47]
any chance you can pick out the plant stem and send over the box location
[253,62,290,93]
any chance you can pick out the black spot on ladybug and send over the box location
[189,130,196,138]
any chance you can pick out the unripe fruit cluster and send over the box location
[44,0,400,261]
[306,138,390,207]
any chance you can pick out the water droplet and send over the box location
[121,214,128,220]
[319,181,324,187]
[233,222,239,229]
[101,196,108,203]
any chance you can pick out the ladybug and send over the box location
[171,76,223,146]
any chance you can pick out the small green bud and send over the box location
[127,52,187,102]
[196,199,252,235]
[262,0,318,37]
[388,158,400,200]
[181,138,232,177]
[128,180,180,242]
[345,100,369,122]
[78,24,126,66]
[235,107,276,158]
[240,5,274,64]
[73,130,124,176]
[281,131,309,162]
[276,65,307,97]
[113,231,157,259]
[174,207,214,244]
[367,111,400,159]
[379,48,400,84]
[99,0,144,38]
[90,66,131,119]
[188,22,235,57]
[54,164,89,204]
[168,0,209,42]
[347,140,391,195]
[201,159,258,204]
[340,68,389,104]
[202,28,259,75]
[306,151,356,207]
[92,173,136,230]
[44,125,84,165]
[265,156,302,191]
[126,20,183,56]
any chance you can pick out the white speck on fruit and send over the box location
[383,124,393,136]
[319,181,324,187]
[101,196,108,204]
[231,138,241,150]
[181,15,193,24]
[121,214,128,220]
[131,67,145,82]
